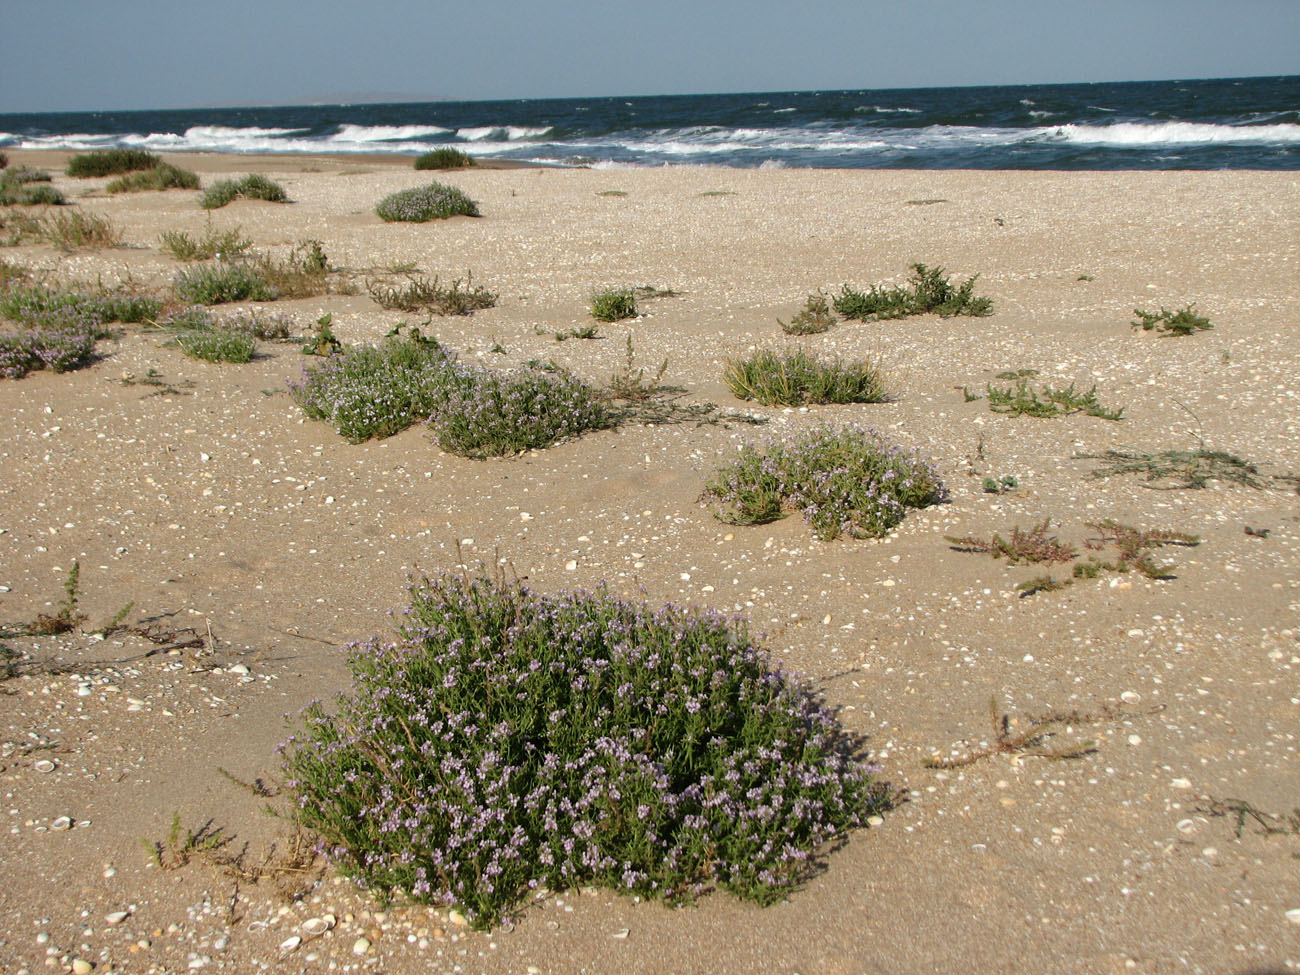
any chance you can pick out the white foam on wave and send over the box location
[1042,120,1300,146]
[333,123,453,142]
[856,105,921,114]
[456,125,551,141]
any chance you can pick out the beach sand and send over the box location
[1,150,1298,974]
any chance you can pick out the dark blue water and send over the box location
[2,76,1296,170]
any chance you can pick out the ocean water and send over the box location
[2,76,1296,170]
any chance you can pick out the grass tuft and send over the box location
[413,148,476,170]
[723,349,887,406]
[40,210,121,251]
[174,262,276,304]
[66,149,160,178]
[201,174,289,209]
[106,163,200,194]
[282,571,889,929]
[159,223,253,261]
[174,330,257,363]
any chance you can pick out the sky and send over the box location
[1,0,1297,113]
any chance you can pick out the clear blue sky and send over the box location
[2,0,1297,113]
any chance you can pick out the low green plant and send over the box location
[985,378,1123,420]
[367,273,496,314]
[947,518,1200,595]
[66,149,160,178]
[251,240,333,299]
[606,335,668,403]
[946,518,1077,565]
[723,349,887,406]
[596,189,628,197]
[301,313,343,356]
[375,182,480,222]
[174,262,276,304]
[0,210,46,245]
[923,697,1096,769]
[159,223,253,261]
[778,291,834,335]
[1131,305,1212,336]
[41,209,121,251]
[834,264,992,321]
[551,324,600,341]
[590,287,637,322]
[201,174,289,210]
[413,148,476,170]
[703,424,946,540]
[281,570,889,929]
[982,474,1019,494]
[1081,446,1271,490]
[0,258,29,288]
[106,163,200,193]
[142,811,228,870]
[174,329,257,363]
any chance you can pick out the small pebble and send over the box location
[1120,691,1141,705]
[351,936,371,956]
[71,961,93,975]
[1285,908,1300,925]
[280,936,302,954]
[105,911,130,925]
[448,910,468,927]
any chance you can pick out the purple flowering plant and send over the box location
[289,330,609,455]
[375,182,480,223]
[281,572,889,929]
[703,424,947,540]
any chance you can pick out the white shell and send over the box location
[279,935,302,953]
[34,759,56,773]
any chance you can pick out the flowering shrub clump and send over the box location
[432,364,609,458]
[290,332,608,455]
[282,573,889,929]
[289,330,461,442]
[704,424,947,540]
[376,182,480,222]
[0,326,97,378]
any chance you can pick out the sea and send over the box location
[2,76,1297,170]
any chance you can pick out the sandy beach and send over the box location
[1,149,1298,974]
